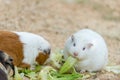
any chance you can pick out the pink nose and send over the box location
[73,52,78,56]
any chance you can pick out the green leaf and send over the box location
[59,56,77,74]
[14,67,23,80]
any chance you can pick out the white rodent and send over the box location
[64,29,108,72]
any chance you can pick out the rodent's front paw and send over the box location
[30,65,36,70]
[80,70,87,73]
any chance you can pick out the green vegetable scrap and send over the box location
[49,50,64,68]
[105,65,120,74]
[26,72,37,80]
[19,68,32,74]
[50,70,82,80]
[34,65,41,72]
[19,65,41,74]
[14,66,23,80]
[39,66,83,80]
[59,56,77,74]
[17,65,41,80]
[39,66,57,80]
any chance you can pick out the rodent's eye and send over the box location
[9,58,13,62]
[82,47,86,51]
[73,43,76,47]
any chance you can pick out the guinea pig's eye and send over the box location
[82,47,86,51]
[73,43,76,47]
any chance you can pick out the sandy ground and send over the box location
[0,0,120,80]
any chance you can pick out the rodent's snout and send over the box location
[0,51,15,77]
[5,56,15,77]
[73,52,78,56]
[43,48,51,55]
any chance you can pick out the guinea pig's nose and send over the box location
[44,48,51,54]
[73,52,78,56]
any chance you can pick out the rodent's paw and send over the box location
[30,65,36,70]
[80,70,87,73]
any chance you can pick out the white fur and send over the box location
[64,29,108,72]
[13,32,51,66]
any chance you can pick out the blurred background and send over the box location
[0,0,120,79]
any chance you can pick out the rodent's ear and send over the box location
[86,43,93,49]
[71,35,75,42]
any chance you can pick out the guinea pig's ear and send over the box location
[86,43,93,49]
[71,35,75,42]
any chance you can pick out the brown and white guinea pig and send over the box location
[0,31,51,69]
[64,29,108,72]
[0,50,15,80]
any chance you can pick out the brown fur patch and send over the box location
[18,62,30,68]
[36,52,49,65]
[0,31,24,67]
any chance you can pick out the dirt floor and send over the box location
[0,0,120,80]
